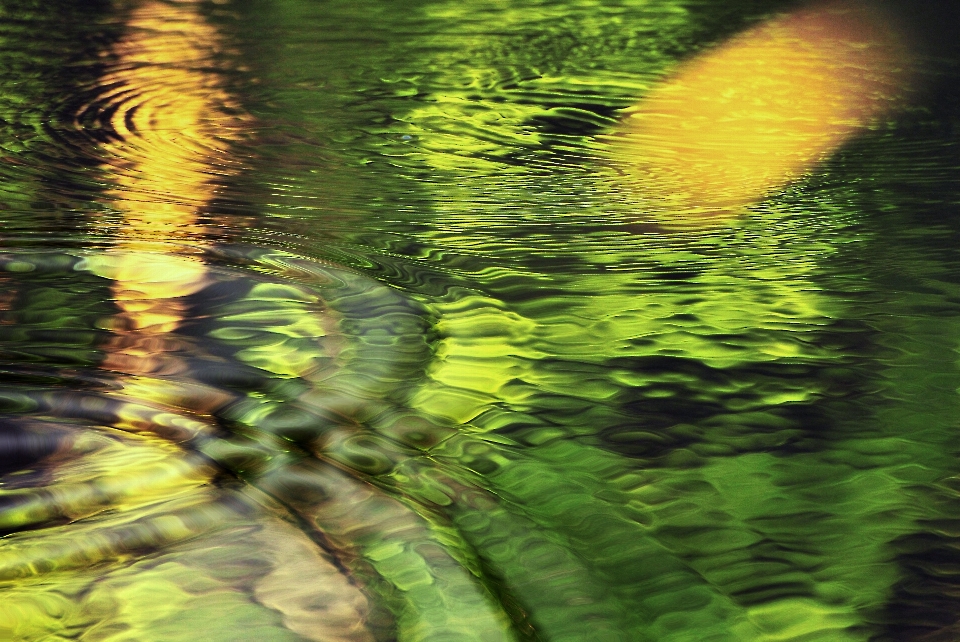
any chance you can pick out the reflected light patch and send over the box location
[92,0,249,333]
[609,0,913,222]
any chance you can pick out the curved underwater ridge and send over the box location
[0,246,510,641]
[0,247,738,642]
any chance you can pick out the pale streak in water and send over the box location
[89,4,383,640]
[608,0,912,223]
[91,0,247,330]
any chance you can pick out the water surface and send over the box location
[2,0,960,640]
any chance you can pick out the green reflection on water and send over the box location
[0,0,959,640]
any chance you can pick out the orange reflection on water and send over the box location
[92,0,248,333]
[610,0,912,221]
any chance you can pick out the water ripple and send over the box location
[3,0,960,640]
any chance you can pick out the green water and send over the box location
[0,0,959,640]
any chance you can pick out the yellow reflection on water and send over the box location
[89,0,248,333]
[610,0,912,221]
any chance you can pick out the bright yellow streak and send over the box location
[90,0,249,333]
[609,0,912,221]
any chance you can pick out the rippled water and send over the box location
[3,0,960,640]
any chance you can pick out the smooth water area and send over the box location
[2,0,960,640]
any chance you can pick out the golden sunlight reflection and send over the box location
[89,0,248,334]
[609,0,913,221]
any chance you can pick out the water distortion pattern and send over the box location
[1,1,960,641]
